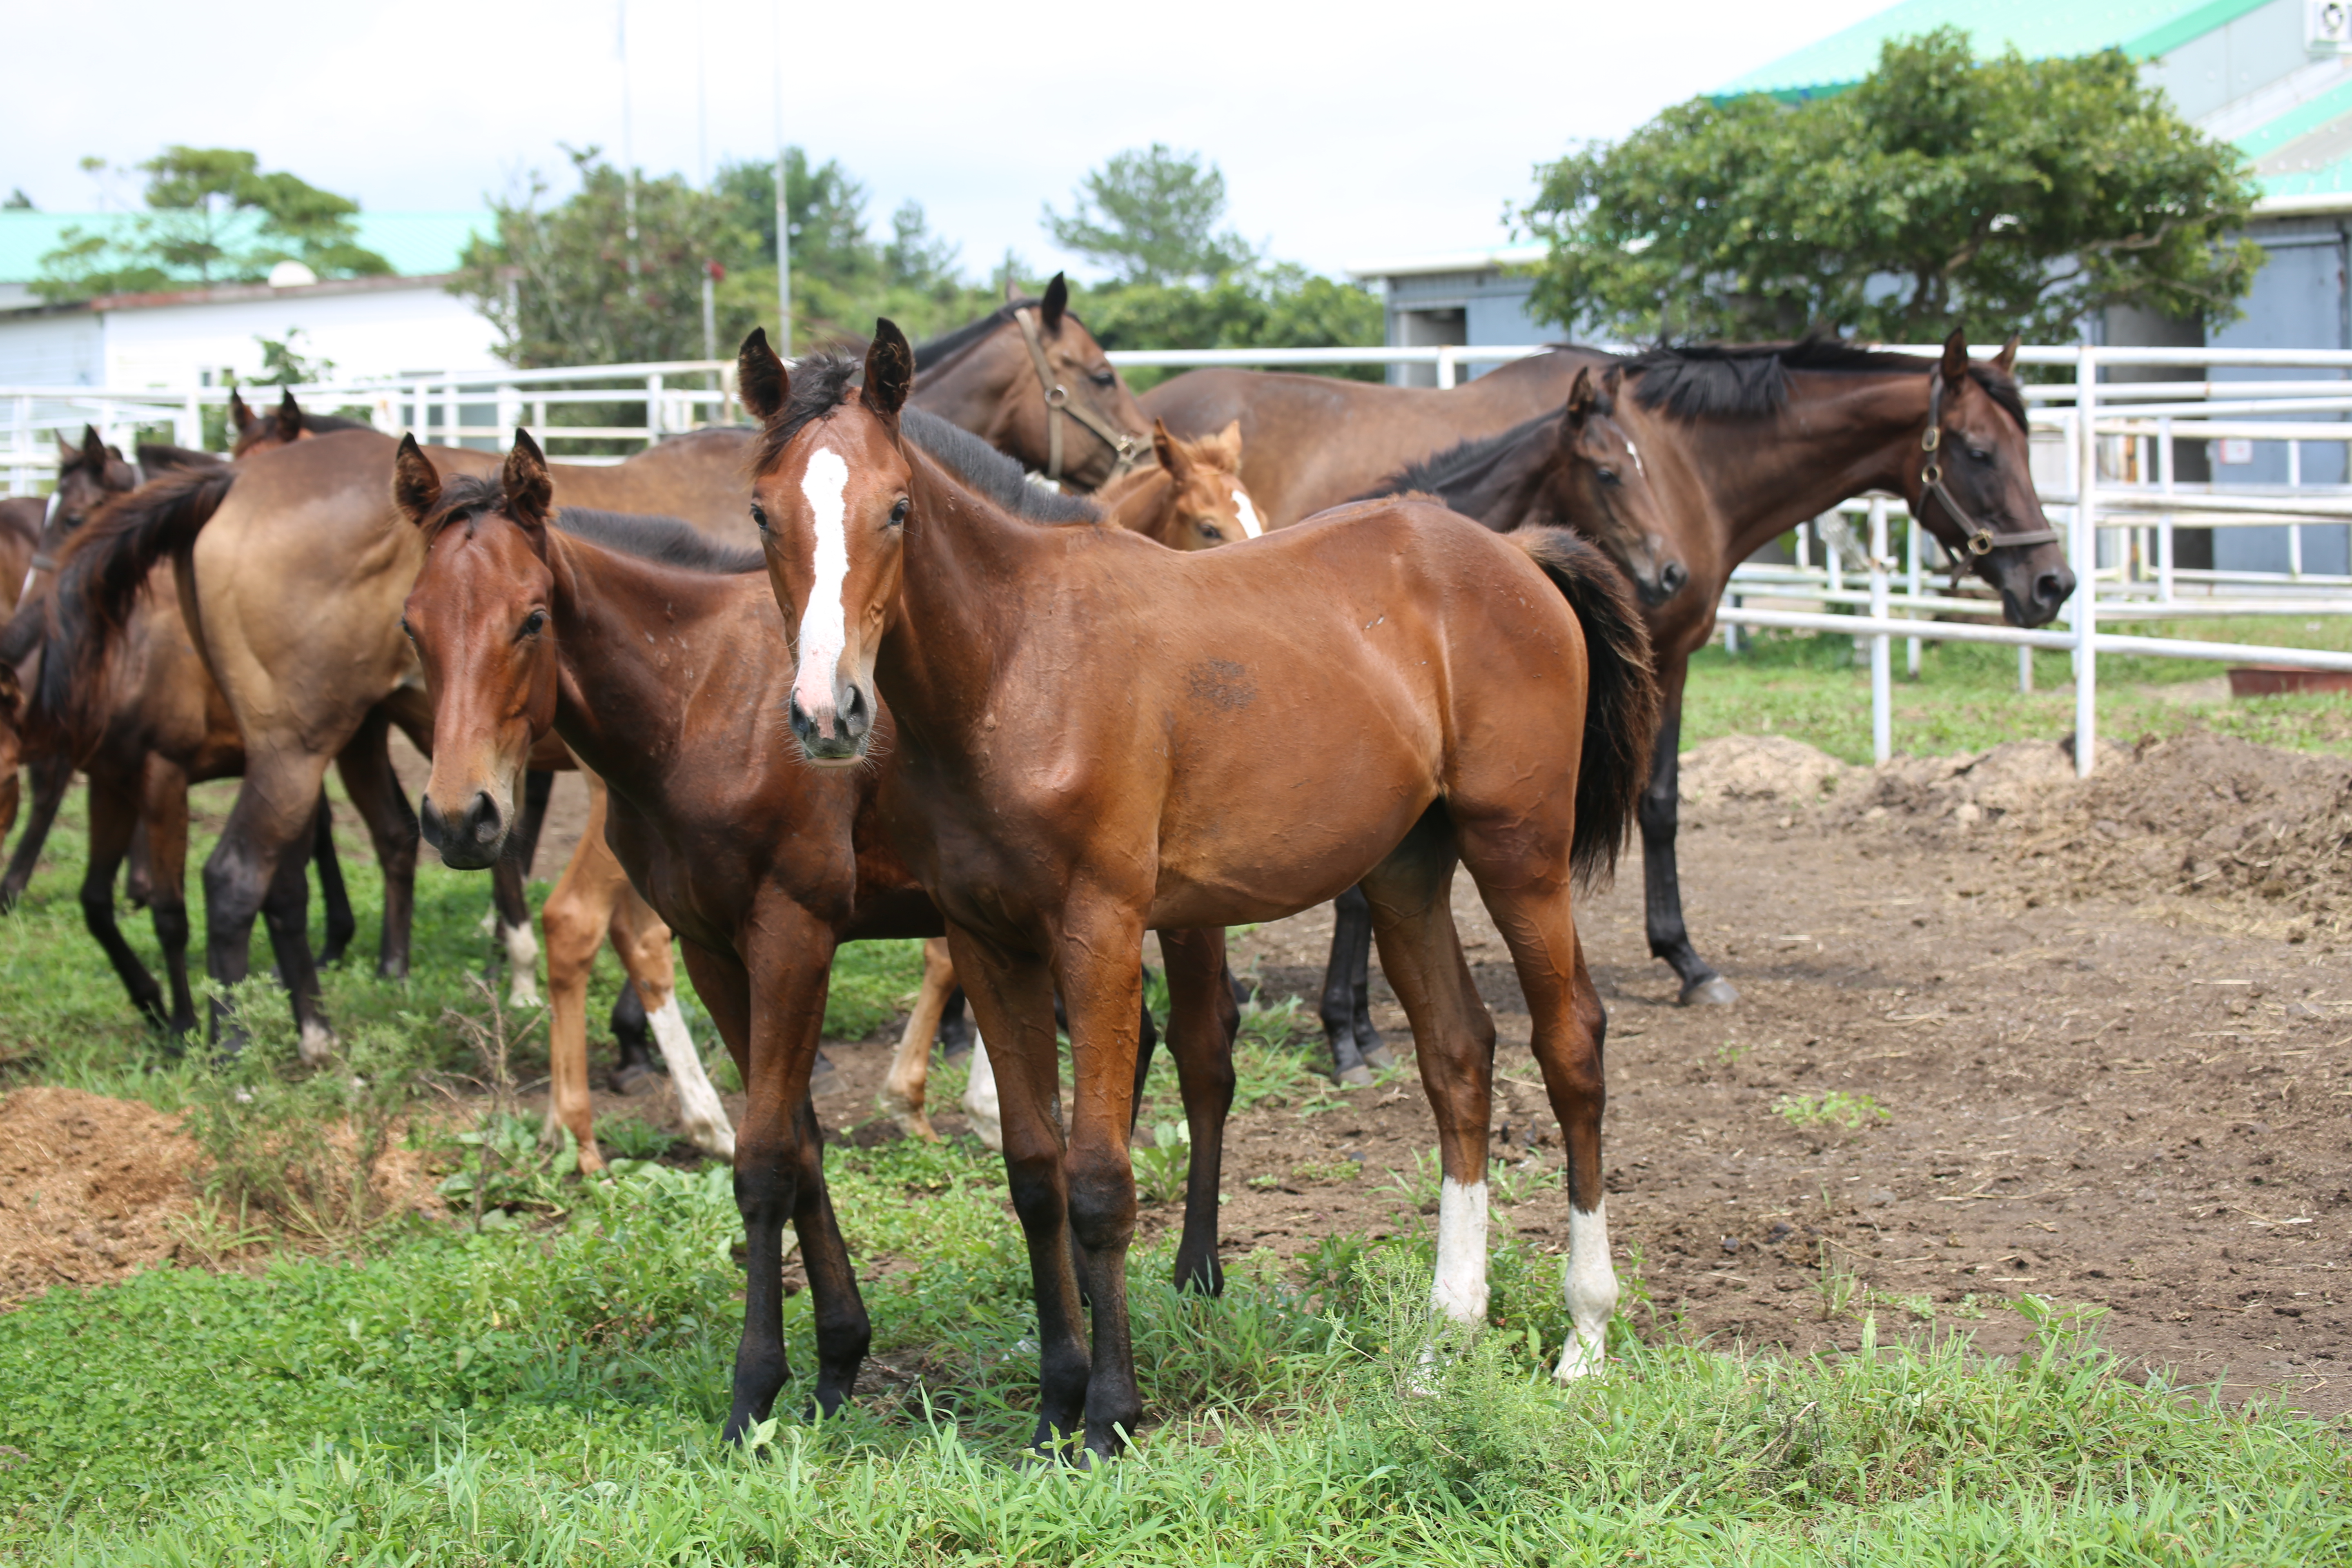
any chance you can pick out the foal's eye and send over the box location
[889,497,910,526]
[1966,446,1993,464]
[399,617,414,640]
[1089,370,1116,389]
[749,501,769,532]
[1198,523,1223,541]
[1596,468,1620,486]
[519,609,547,638]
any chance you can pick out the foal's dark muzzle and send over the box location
[1637,558,1690,607]
[788,684,873,765]
[421,790,507,869]
[1995,558,2076,630]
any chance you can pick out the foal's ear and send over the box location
[502,429,553,529]
[227,388,256,436]
[1992,334,2019,376]
[1940,327,1969,385]
[392,434,442,526]
[1041,272,1068,334]
[1209,418,1243,468]
[1150,419,1188,482]
[864,318,914,418]
[56,434,79,466]
[737,327,788,422]
[273,389,304,445]
[80,425,109,470]
[1566,366,1598,425]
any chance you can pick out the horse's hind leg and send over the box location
[1158,929,1239,1295]
[884,936,957,1141]
[258,812,332,1065]
[1455,833,1616,1380]
[1641,657,1735,1007]
[607,880,733,1161]
[0,751,71,910]
[80,777,167,1029]
[1319,886,1377,1085]
[124,818,155,909]
[203,754,334,1055]
[539,790,626,1172]
[610,979,656,1085]
[490,855,541,1008]
[140,755,199,1039]
[311,789,356,967]
[334,709,419,980]
[1361,810,1498,1327]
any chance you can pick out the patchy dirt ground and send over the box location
[0,1087,198,1297]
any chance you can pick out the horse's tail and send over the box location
[1508,525,1659,888]
[47,466,236,728]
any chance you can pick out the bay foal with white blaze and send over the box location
[741,324,1659,1459]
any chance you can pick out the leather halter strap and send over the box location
[1011,306,1142,486]
[1915,371,2060,561]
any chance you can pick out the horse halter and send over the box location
[1914,371,2059,564]
[1011,306,1143,486]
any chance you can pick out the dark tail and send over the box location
[1510,526,1659,889]
[43,466,236,733]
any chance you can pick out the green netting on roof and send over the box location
[0,210,490,287]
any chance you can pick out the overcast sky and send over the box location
[8,0,1886,281]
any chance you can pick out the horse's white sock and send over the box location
[1554,1199,1617,1381]
[648,996,734,1160]
[1431,1175,1490,1324]
[500,918,541,1008]
[962,1035,1003,1152]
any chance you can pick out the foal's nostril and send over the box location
[2034,570,2071,610]
[844,686,869,725]
[419,796,449,849]
[1659,561,1689,596]
[469,791,503,844]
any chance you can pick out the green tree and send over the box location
[1042,144,1256,287]
[1076,264,1385,389]
[1520,28,2263,343]
[33,148,389,302]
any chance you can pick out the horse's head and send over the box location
[1123,419,1261,550]
[1544,368,1687,607]
[392,432,560,869]
[31,427,140,602]
[228,388,312,457]
[919,274,1150,491]
[1910,331,2072,628]
[741,324,918,766]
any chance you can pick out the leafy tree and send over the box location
[1520,28,2263,343]
[1043,144,1255,287]
[1077,265,1385,389]
[250,329,336,386]
[33,148,389,302]
[3,189,31,210]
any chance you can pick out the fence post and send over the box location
[646,373,664,445]
[2157,414,2175,605]
[2289,439,2305,578]
[497,383,520,443]
[1904,508,1922,677]
[9,395,27,497]
[1435,349,1457,391]
[2074,348,2099,777]
[1869,496,1891,765]
[179,390,203,452]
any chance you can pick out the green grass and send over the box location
[1689,614,2352,764]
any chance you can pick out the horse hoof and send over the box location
[892,1111,941,1144]
[808,1059,845,1100]
[1336,1063,1375,1088]
[612,1062,661,1096]
[1677,976,1740,1007]
[1360,1044,1396,1071]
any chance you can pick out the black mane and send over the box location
[911,299,1035,372]
[1623,337,2028,430]
[425,473,762,574]
[899,409,1100,524]
[301,410,372,435]
[1361,408,1560,504]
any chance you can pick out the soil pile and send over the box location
[1677,735,1848,805]
[0,1087,198,1301]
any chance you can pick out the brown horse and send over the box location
[66,425,760,1050]
[908,275,1152,490]
[743,325,1657,1459]
[390,432,1240,1437]
[1140,349,1588,527]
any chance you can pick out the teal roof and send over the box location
[1719,0,2269,97]
[0,210,491,285]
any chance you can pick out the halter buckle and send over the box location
[1921,425,1940,454]
[1920,460,1941,487]
[1045,385,1070,408]
[1966,530,1995,557]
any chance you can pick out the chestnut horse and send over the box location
[743,325,1657,1460]
[392,432,1240,1434]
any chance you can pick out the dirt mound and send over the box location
[1842,737,2127,829]
[1678,735,1847,805]
[0,1087,197,1301]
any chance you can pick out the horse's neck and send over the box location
[1687,374,1925,563]
[909,333,1019,448]
[1101,468,1169,537]
[543,537,707,777]
[1437,423,1555,526]
[882,454,1050,741]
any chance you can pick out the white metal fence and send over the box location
[10,342,2352,778]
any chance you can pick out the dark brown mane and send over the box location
[1621,337,2029,430]
[911,298,1038,373]
[422,473,762,574]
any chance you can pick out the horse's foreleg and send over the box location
[883,936,957,1141]
[608,880,733,1161]
[537,803,623,1173]
[935,983,974,1060]
[311,788,356,967]
[610,979,655,1084]
[334,709,419,980]
[1641,657,1736,1006]
[490,855,541,1009]
[80,777,167,1029]
[948,924,1088,1454]
[123,817,154,909]
[512,768,553,880]
[258,804,332,1064]
[140,755,198,1040]
[1159,930,1238,1296]
[0,751,71,911]
[1319,885,1377,1085]
[203,753,335,1055]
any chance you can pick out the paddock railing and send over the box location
[9,343,2352,778]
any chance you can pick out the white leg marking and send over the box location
[1228,480,1263,539]
[501,919,541,1009]
[648,997,735,1160]
[791,447,851,725]
[1555,1199,1619,1381]
[962,1033,1003,1152]
[1430,1176,1491,1324]
[296,1018,336,1067]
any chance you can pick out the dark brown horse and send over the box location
[743,325,1657,1460]
[391,431,1239,1440]
[1140,349,1588,526]
[908,275,1152,491]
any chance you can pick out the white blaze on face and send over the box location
[792,447,852,725]
[1431,1175,1491,1324]
[1623,438,1646,479]
[1554,1199,1618,1381]
[1228,479,1263,539]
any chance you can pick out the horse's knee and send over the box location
[1066,1149,1136,1251]
[1003,1151,1066,1232]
